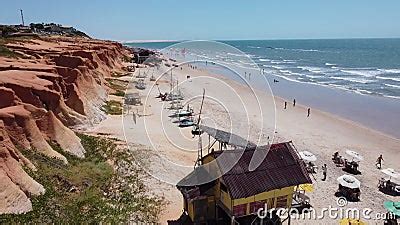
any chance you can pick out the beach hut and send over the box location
[173,142,312,225]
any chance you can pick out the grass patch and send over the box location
[106,78,128,97]
[0,135,164,223]
[102,100,123,115]
[0,44,23,58]
[122,55,132,63]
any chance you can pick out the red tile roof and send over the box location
[177,142,312,200]
[213,142,312,199]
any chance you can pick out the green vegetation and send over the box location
[102,100,123,115]
[106,78,128,97]
[122,55,133,63]
[0,37,32,58]
[0,38,22,58]
[0,134,164,223]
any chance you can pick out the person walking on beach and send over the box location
[132,110,137,124]
[293,99,296,107]
[284,101,287,109]
[322,164,327,181]
[307,108,311,117]
[376,154,384,169]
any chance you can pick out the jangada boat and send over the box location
[170,109,193,118]
[135,79,146,90]
[178,118,194,127]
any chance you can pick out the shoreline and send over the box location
[188,60,400,139]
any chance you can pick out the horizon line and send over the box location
[121,37,400,44]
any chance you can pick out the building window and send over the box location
[276,195,288,208]
[233,204,247,217]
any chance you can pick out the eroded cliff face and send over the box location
[0,36,130,214]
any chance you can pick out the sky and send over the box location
[1,0,400,41]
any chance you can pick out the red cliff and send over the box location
[0,36,131,214]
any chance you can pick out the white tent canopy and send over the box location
[337,174,361,189]
[345,150,364,162]
[299,151,317,162]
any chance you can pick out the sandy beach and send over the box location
[88,58,400,224]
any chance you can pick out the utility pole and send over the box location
[19,9,25,26]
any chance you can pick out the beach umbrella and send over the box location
[337,175,361,189]
[381,168,400,181]
[299,151,317,162]
[339,218,366,225]
[345,150,364,162]
[384,201,400,217]
[299,183,314,192]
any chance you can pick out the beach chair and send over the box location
[337,184,360,201]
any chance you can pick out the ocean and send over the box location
[127,39,400,100]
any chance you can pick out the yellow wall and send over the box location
[220,189,232,211]
[198,154,297,218]
[231,186,296,215]
[188,201,194,221]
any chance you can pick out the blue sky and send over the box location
[1,0,400,41]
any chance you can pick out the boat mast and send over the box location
[195,89,206,167]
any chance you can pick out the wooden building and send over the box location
[170,139,312,225]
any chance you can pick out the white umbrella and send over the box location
[337,174,361,189]
[345,150,364,162]
[299,151,317,162]
[381,168,400,180]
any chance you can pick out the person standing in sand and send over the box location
[307,108,311,117]
[376,154,384,169]
[293,99,296,107]
[322,164,327,181]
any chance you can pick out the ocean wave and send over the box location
[273,74,303,83]
[248,46,261,49]
[262,64,285,70]
[384,83,400,89]
[259,58,270,62]
[341,69,384,77]
[298,66,337,74]
[383,95,400,100]
[278,69,302,76]
[376,76,400,82]
[305,74,324,79]
[378,69,400,74]
[227,52,246,57]
[325,63,336,66]
[330,76,374,84]
[274,47,323,52]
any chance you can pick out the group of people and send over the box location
[283,99,311,117]
[327,152,386,181]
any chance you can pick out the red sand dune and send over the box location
[0,36,131,214]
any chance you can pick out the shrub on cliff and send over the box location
[0,134,164,223]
